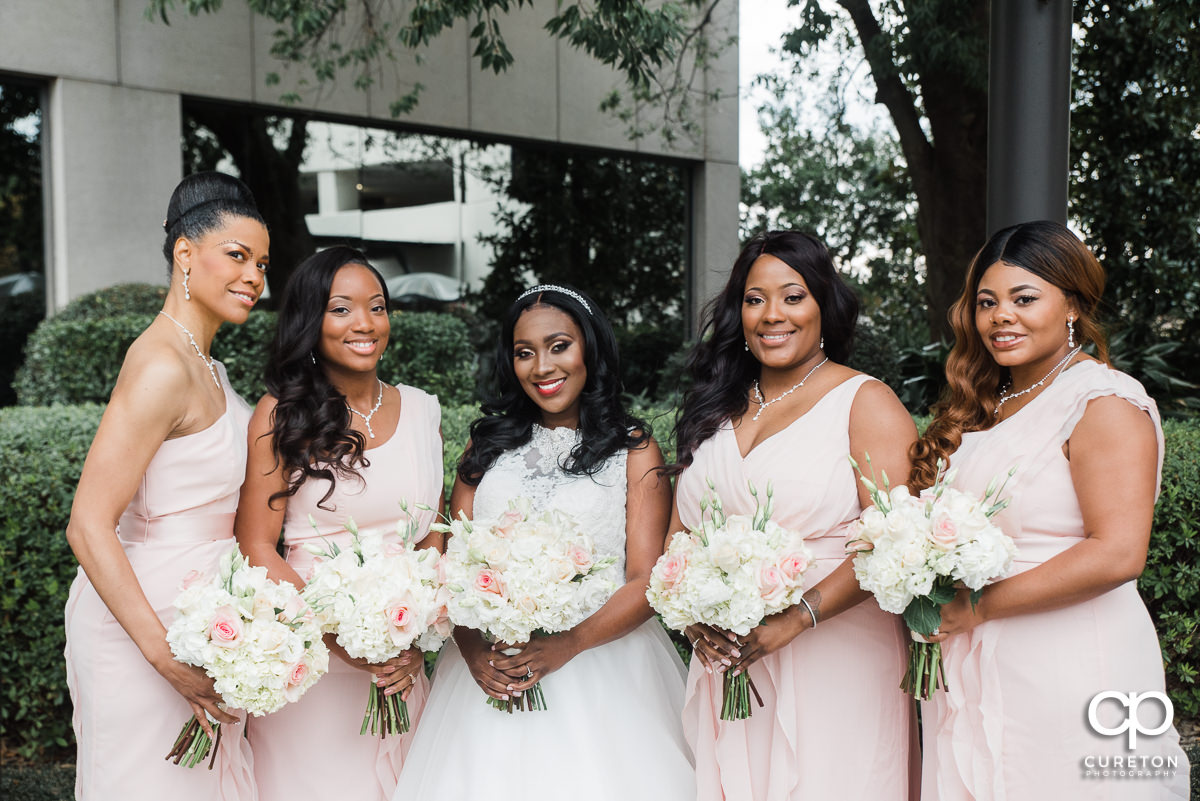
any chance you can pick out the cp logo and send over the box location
[1087,690,1173,749]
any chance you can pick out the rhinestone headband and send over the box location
[516,284,592,315]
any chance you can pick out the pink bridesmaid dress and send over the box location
[921,361,1190,800]
[63,362,256,801]
[677,374,916,801]
[247,384,442,801]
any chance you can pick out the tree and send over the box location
[787,0,989,339]
[1070,0,1200,408]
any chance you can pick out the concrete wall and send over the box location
[0,0,739,325]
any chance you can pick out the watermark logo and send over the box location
[1086,690,1173,749]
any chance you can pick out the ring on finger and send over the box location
[525,664,534,678]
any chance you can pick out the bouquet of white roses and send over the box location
[847,455,1018,699]
[301,504,450,736]
[436,498,618,712]
[646,482,814,720]
[165,544,328,768]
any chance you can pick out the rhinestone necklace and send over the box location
[751,357,829,422]
[346,379,385,438]
[158,311,220,388]
[993,345,1081,417]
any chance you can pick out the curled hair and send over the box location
[911,220,1109,490]
[264,246,391,509]
[161,172,265,276]
[670,230,859,472]
[457,285,649,485]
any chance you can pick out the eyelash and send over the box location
[513,341,571,359]
[744,293,806,305]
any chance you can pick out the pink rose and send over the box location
[929,513,959,550]
[283,661,310,702]
[432,606,452,638]
[386,596,418,642]
[567,544,594,574]
[778,552,811,583]
[845,538,874,554]
[758,564,788,603]
[207,606,243,649]
[495,509,524,537]
[657,553,688,589]
[474,568,506,597]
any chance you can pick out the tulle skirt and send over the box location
[392,619,695,799]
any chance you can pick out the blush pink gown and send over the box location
[246,384,442,801]
[921,361,1190,800]
[677,374,917,801]
[63,362,256,801]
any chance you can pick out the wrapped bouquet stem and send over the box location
[847,455,1017,700]
[647,481,814,721]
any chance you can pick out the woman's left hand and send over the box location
[727,608,807,675]
[369,648,424,700]
[489,632,578,693]
[926,588,987,643]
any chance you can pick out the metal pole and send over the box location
[987,0,1074,235]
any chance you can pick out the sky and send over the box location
[739,0,803,168]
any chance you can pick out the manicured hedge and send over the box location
[3,404,1195,757]
[14,309,475,408]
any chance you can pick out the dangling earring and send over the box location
[820,336,825,350]
[1067,317,1076,348]
[744,340,749,352]
[310,351,317,365]
[182,269,191,301]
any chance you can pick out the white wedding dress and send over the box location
[392,424,695,799]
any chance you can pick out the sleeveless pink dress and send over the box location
[247,384,442,801]
[677,374,917,801]
[921,361,1190,800]
[63,362,256,801]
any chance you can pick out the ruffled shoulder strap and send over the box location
[397,383,442,433]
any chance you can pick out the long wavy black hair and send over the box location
[264,246,391,509]
[161,172,264,276]
[458,285,649,485]
[670,230,859,472]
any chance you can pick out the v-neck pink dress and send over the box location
[64,362,256,801]
[920,361,1189,800]
[246,384,442,801]
[677,374,916,801]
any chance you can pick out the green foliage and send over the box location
[51,283,168,322]
[1071,0,1200,412]
[0,404,106,758]
[1140,418,1200,718]
[15,299,475,407]
[0,292,44,406]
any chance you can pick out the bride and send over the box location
[392,284,695,799]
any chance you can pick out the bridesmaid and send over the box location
[234,246,443,801]
[671,230,918,800]
[911,221,1189,799]
[64,172,266,800]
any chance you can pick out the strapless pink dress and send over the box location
[921,361,1189,800]
[63,362,256,800]
[247,384,442,801]
[677,374,917,800]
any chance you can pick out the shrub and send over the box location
[15,309,475,408]
[0,404,105,758]
[51,283,167,322]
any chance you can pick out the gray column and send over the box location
[986,0,1073,235]
[688,160,740,337]
[46,80,182,310]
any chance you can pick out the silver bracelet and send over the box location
[799,596,818,628]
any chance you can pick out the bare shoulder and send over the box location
[1073,393,1157,447]
[627,433,666,473]
[109,333,191,418]
[248,393,280,438]
[849,375,913,424]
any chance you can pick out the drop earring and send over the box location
[310,351,317,365]
[744,340,749,352]
[1067,317,1076,348]
[820,336,825,350]
[182,269,191,301]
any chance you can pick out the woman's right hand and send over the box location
[686,623,739,674]
[457,631,525,701]
[155,658,238,737]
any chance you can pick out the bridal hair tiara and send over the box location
[517,284,593,315]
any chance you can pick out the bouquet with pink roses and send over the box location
[847,456,1017,699]
[301,504,450,736]
[646,482,813,720]
[165,544,328,767]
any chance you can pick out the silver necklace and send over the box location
[993,345,1081,416]
[751,357,829,422]
[346,379,385,438]
[158,311,220,388]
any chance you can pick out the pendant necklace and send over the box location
[993,345,1081,417]
[751,357,829,421]
[158,311,220,388]
[347,379,385,438]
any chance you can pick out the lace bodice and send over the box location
[473,424,629,579]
